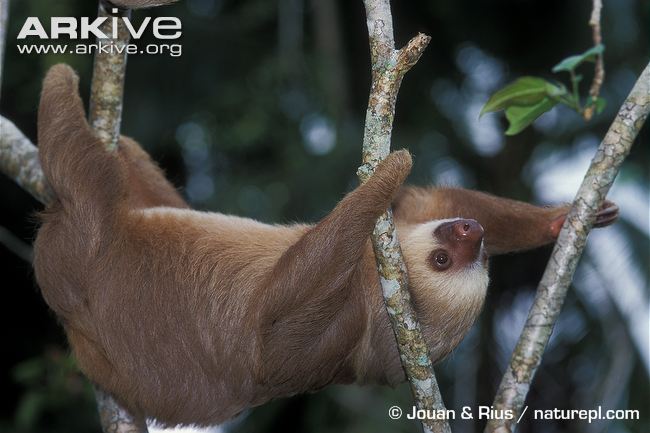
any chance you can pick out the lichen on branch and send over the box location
[88,1,131,152]
[359,2,449,433]
[0,116,53,204]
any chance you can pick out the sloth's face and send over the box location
[400,218,489,300]
[399,218,490,361]
[428,219,488,273]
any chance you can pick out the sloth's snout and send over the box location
[451,219,483,243]
[436,219,484,244]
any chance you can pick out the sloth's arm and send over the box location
[393,186,618,255]
[255,151,412,390]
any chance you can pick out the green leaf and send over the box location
[552,44,605,73]
[480,77,565,117]
[504,97,558,135]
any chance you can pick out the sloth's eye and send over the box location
[429,249,452,271]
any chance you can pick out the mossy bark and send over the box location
[360,2,450,433]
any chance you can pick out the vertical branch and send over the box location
[584,0,604,121]
[89,1,131,152]
[95,388,149,433]
[485,62,650,433]
[359,2,450,433]
[88,2,145,432]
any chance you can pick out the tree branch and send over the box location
[485,61,650,433]
[0,116,53,204]
[89,1,131,152]
[95,387,149,433]
[584,0,604,121]
[359,2,450,433]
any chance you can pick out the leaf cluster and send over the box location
[481,45,606,135]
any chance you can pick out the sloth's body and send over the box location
[33,65,618,426]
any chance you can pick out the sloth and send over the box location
[33,65,618,427]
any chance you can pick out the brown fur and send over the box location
[33,65,617,427]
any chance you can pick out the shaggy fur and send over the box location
[33,64,618,427]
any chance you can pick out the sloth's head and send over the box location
[400,218,489,360]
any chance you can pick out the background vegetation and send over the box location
[1,0,648,432]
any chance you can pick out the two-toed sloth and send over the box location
[33,65,619,427]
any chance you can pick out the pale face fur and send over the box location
[400,219,489,361]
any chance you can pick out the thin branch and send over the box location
[0,225,33,262]
[95,387,149,433]
[0,115,53,204]
[584,0,604,121]
[89,1,131,152]
[112,0,178,7]
[359,2,450,433]
[485,61,650,433]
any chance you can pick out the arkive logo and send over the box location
[15,9,183,57]
[17,9,182,40]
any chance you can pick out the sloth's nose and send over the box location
[434,219,484,266]
[451,219,484,243]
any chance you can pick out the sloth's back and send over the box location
[36,205,310,425]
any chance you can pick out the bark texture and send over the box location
[0,116,54,204]
[485,61,650,433]
[88,2,131,152]
[584,0,604,121]
[359,2,450,433]
[96,389,149,433]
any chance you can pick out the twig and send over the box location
[485,61,650,433]
[584,0,604,121]
[89,1,131,151]
[0,225,33,262]
[95,387,149,433]
[359,2,450,433]
[0,115,54,204]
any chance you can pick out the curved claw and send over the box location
[594,200,619,228]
